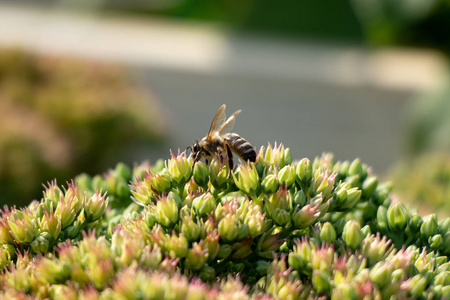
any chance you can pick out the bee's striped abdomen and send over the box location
[224,133,256,162]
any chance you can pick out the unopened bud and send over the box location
[342,220,362,250]
[278,165,296,188]
[193,162,209,188]
[421,214,438,240]
[192,193,216,217]
[296,158,312,185]
[320,222,336,243]
[261,174,279,194]
[387,202,409,232]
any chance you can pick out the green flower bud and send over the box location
[334,160,349,177]
[193,162,209,188]
[152,173,172,194]
[289,238,312,270]
[361,225,371,237]
[92,175,108,195]
[443,232,450,256]
[199,265,215,283]
[185,242,208,270]
[256,260,269,276]
[342,220,363,250]
[361,234,392,267]
[348,158,363,176]
[165,233,189,258]
[293,190,306,207]
[361,176,377,198]
[63,225,79,239]
[233,163,259,195]
[114,162,132,181]
[414,248,435,273]
[391,268,405,283]
[347,187,362,206]
[0,218,14,244]
[272,209,290,227]
[429,234,443,250]
[296,158,312,185]
[8,209,39,244]
[311,168,337,199]
[42,180,64,203]
[436,255,447,268]
[292,202,320,229]
[201,231,220,261]
[261,174,279,194]
[333,181,349,209]
[267,187,291,212]
[407,214,422,234]
[278,165,296,188]
[0,246,12,268]
[312,270,330,294]
[89,260,115,289]
[218,214,239,242]
[104,170,118,195]
[166,151,193,185]
[217,244,232,259]
[369,262,393,288]
[421,214,438,240]
[75,173,92,192]
[433,271,450,286]
[35,257,71,284]
[84,190,109,222]
[116,179,131,199]
[332,283,358,300]
[344,174,361,189]
[437,262,450,274]
[244,207,266,238]
[209,159,229,189]
[130,173,154,206]
[407,274,428,297]
[258,143,291,168]
[376,206,389,232]
[257,231,284,258]
[180,215,201,242]
[320,222,337,243]
[30,234,50,254]
[192,193,216,217]
[231,239,252,259]
[311,245,334,272]
[387,202,409,232]
[370,190,386,209]
[439,217,450,233]
[55,195,82,229]
[156,194,179,228]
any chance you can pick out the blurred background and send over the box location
[0,1,449,216]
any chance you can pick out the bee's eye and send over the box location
[193,144,199,152]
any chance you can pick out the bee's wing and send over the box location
[218,110,241,135]
[207,104,227,138]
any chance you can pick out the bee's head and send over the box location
[187,140,201,160]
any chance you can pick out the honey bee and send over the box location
[189,104,256,170]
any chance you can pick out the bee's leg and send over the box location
[225,143,234,172]
[205,159,209,165]
[216,147,225,164]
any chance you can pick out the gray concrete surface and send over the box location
[0,3,448,173]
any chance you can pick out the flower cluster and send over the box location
[0,144,448,299]
[0,181,108,268]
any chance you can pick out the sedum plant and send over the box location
[0,143,449,299]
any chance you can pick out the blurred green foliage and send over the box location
[0,49,164,208]
[100,0,450,51]
[388,152,450,219]
[405,83,450,155]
